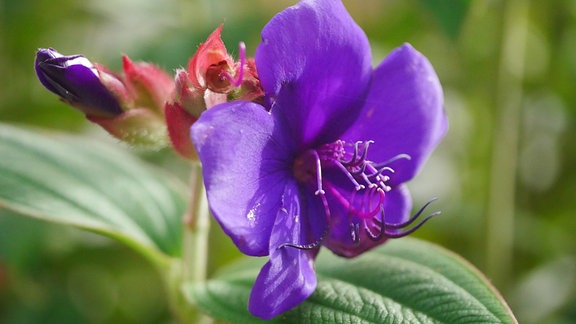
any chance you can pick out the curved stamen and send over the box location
[365,198,441,241]
[220,42,246,87]
[376,198,438,229]
[308,139,436,244]
[343,140,373,168]
[364,217,383,241]
[342,141,362,165]
[334,160,365,190]
[382,212,440,238]
[360,172,377,188]
[362,164,394,185]
[349,161,368,175]
[371,153,412,169]
[325,183,384,219]
[277,227,329,250]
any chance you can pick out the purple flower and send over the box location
[35,48,123,118]
[191,0,447,319]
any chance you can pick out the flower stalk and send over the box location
[164,162,211,322]
[182,162,210,283]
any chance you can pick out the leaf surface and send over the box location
[185,238,516,323]
[0,124,187,263]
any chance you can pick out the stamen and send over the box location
[325,184,384,219]
[356,140,373,165]
[277,193,331,251]
[371,153,411,169]
[343,140,373,167]
[369,198,441,239]
[364,217,384,241]
[381,212,440,238]
[350,222,360,244]
[377,166,395,175]
[220,42,246,87]
[360,172,377,188]
[342,141,362,165]
[364,164,393,180]
[277,227,328,250]
[377,198,439,229]
[311,139,437,244]
[334,161,365,191]
[310,150,325,195]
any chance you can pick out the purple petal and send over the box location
[272,180,328,251]
[249,248,317,319]
[191,101,294,256]
[342,44,447,185]
[382,184,412,225]
[35,48,123,117]
[256,0,372,148]
[249,182,323,319]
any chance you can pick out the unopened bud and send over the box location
[35,48,123,118]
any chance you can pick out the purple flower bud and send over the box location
[35,48,123,118]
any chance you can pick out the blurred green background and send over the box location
[1,0,575,323]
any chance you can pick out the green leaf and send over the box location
[0,124,187,265]
[418,0,471,40]
[185,238,516,323]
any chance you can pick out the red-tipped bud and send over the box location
[187,24,234,93]
[122,56,174,113]
[173,69,205,117]
[164,102,198,159]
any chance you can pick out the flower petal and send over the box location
[35,48,65,95]
[256,0,372,148]
[272,179,328,251]
[342,44,448,185]
[382,184,412,225]
[190,101,293,256]
[249,182,323,319]
[249,247,317,319]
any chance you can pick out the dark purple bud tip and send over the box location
[35,48,123,118]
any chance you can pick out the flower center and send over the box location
[294,139,399,200]
[290,140,439,247]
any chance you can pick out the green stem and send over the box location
[183,162,211,283]
[165,162,211,322]
[485,0,529,289]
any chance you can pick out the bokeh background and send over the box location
[1,0,575,322]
